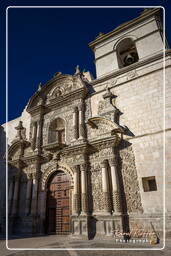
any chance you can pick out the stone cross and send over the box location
[15,121,25,140]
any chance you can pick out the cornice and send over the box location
[46,87,87,111]
[27,104,47,116]
[89,8,161,49]
[90,50,171,86]
[89,135,121,150]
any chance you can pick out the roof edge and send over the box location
[88,8,161,50]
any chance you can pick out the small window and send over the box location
[142,176,157,192]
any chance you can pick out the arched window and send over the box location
[116,38,139,68]
[48,118,65,144]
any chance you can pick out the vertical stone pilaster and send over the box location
[101,160,112,214]
[31,122,37,150]
[72,165,80,215]
[39,191,46,234]
[36,118,43,152]
[11,175,20,216]
[109,157,122,214]
[8,179,14,215]
[78,103,86,140]
[25,174,33,216]
[31,172,38,216]
[73,107,79,140]
[80,164,88,215]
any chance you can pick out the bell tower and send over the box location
[89,8,165,78]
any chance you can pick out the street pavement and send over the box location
[0,235,171,256]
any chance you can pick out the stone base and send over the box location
[71,215,89,238]
[91,214,123,238]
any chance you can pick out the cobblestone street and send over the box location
[0,235,171,256]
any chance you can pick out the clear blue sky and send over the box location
[0,0,170,125]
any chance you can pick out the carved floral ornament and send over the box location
[47,77,85,101]
[41,162,74,191]
[26,74,87,110]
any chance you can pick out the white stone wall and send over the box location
[90,56,171,214]
[94,16,163,77]
[2,106,31,146]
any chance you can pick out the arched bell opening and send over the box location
[45,170,71,235]
[116,38,139,68]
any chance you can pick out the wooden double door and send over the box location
[46,171,70,235]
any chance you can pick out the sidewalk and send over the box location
[0,235,171,256]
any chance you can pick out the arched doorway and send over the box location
[46,170,70,235]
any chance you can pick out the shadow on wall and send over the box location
[0,126,7,235]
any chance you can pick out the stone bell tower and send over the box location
[89,8,165,78]
[88,7,171,239]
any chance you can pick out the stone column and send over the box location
[8,179,14,215]
[101,160,111,214]
[109,157,121,213]
[31,173,38,216]
[80,164,88,215]
[72,165,80,215]
[73,107,79,140]
[11,175,20,216]
[36,118,43,151]
[31,122,37,150]
[25,174,33,215]
[78,103,86,140]
[39,191,46,234]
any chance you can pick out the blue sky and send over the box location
[0,0,170,124]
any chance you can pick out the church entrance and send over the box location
[46,171,70,235]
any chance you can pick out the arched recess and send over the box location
[114,36,139,68]
[48,117,65,144]
[41,162,74,191]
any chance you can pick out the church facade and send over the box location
[1,8,171,239]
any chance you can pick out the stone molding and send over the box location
[41,162,74,191]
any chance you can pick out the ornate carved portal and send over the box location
[46,171,70,235]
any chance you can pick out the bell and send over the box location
[124,53,135,65]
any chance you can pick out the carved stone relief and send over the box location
[88,122,112,140]
[91,163,104,211]
[119,143,143,213]
[84,98,92,122]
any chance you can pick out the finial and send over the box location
[54,72,62,77]
[96,32,104,38]
[38,82,42,91]
[75,65,80,75]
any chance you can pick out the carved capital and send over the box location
[78,103,84,112]
[100,159,108,168]
[73,165,80,173]
[27,173,33,180]
[72,106,78,113]
[32,172,39,180]
[80,163,87,171]
[109,157,117,167]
